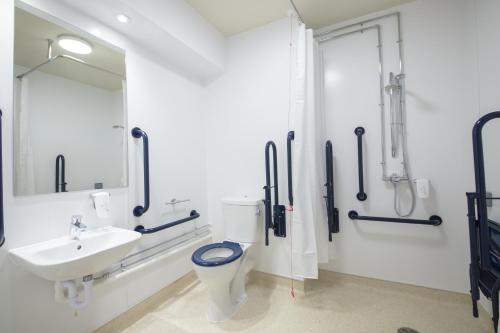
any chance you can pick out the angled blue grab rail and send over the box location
[132,127,150,217]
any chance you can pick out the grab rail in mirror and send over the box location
[135,210,200,235]
[132,127,150,217]
[55,154,67,193]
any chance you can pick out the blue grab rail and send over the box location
[132,127,150,217]
[135,210,200,234]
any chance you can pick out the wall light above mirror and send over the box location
[13,7,127,196]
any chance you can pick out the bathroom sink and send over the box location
[9,227,141,282]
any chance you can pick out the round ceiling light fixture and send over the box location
[115,14,130,23]
[57,35,93,54]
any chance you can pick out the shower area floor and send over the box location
[95,270,492,333]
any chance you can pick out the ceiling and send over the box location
[14,8,125,91]
[185,0,415,36]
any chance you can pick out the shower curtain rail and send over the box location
[16,54,125,80]
[135,210,200,234]
[348,210,442,226]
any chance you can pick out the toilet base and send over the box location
[207,293,247,322]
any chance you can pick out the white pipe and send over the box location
[61,278,93,310]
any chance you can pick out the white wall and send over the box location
[204,0,482,294]
[477,0,500,219]
[318,0,477,293]
[474,0,500,314]
[14,66,125,194]
[203,18,293,279]
[0,1,208,332]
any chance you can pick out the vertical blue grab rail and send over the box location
[355,127,367,201]
[325,140,339,242]
[0,110,5,247]
[132,127,150,217]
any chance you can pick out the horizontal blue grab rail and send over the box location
[348,210,442,226]
[134,210,200,234]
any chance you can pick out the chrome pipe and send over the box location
[16,55,61,79]
[165,198,191,205]
[315,12,404,75]
[318,25,389,180]
[46,39,53,59]
[93,225,211,281]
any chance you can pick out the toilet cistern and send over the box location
[69,215,86,240]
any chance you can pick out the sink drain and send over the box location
[397,328,420,333]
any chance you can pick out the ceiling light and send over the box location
[115,14,130,23]
[57,35,93,54]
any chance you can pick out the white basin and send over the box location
[9,226,141,282]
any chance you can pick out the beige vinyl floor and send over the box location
[95,270,493,333]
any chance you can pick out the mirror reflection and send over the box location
[13,8,127,196]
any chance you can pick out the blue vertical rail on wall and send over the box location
[0,111,4,247]
[132,127,150,217]
[355,127,367,201]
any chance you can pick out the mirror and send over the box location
[13,7,127,196]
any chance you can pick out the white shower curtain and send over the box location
[288,12,329,279]
[14,77,36,195]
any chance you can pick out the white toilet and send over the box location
[192,197,261,322]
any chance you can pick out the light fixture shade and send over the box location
[57,35,93,54]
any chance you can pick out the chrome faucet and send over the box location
[69,215,86,240]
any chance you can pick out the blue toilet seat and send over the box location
[192,241,243,267]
